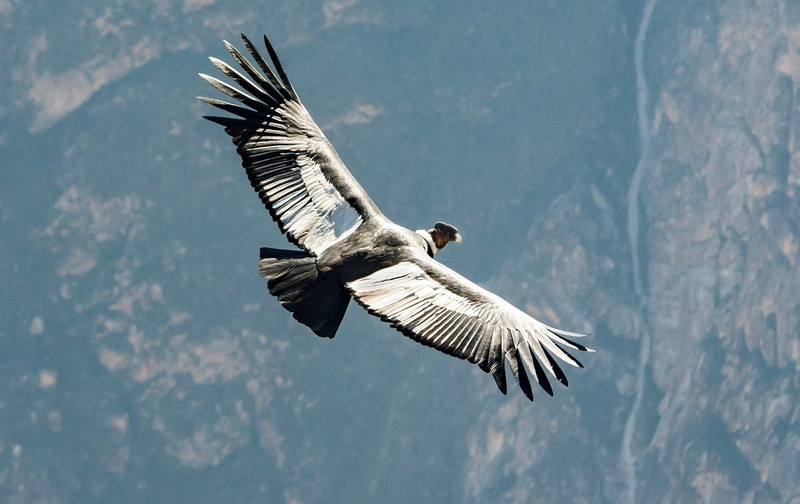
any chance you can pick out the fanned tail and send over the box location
[259,247,350,338]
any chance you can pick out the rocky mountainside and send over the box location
[1,1,798,503]
[636,1,800,501]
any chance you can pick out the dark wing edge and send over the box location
[345,254,593,401]
[198,34,381,255]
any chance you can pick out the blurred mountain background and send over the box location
[1,0,798,502]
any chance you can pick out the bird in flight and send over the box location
[198,34,592,401]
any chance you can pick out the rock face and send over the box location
[1,1,799,503]
[638,1,800,501]
[460,1,800,503]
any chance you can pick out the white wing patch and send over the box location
[347,262,482,318]
[297,151,362,250]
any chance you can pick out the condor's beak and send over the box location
[454,233,462,243]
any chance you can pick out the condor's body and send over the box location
[200,34,592,401]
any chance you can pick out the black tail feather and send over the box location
[259,247,350,338]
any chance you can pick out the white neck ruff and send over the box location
[415,229,438,256]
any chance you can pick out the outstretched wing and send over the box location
[346,250,593,401]
[199,34,383,255]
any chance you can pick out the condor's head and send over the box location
[416,222,462,257]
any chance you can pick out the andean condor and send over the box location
[199,34,593,401]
